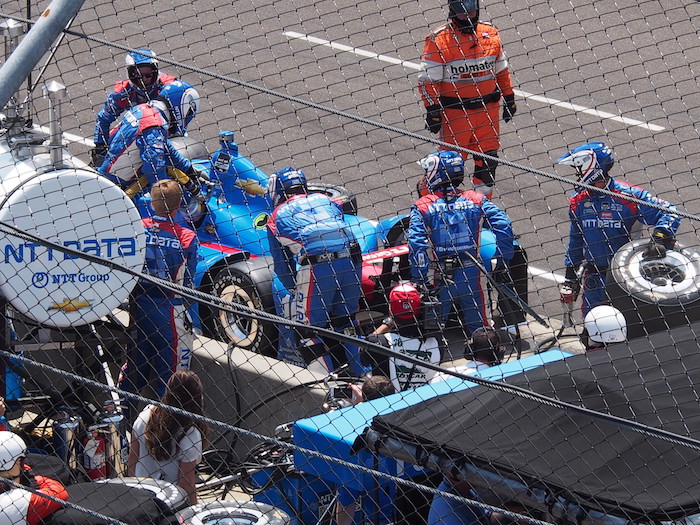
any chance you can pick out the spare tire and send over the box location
[96,477,188,513]
[177,500,291,524]
[609,239,700,305]
[307,182,358,215]
[607,239,700,338]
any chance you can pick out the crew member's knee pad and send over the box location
[473,150,499,196]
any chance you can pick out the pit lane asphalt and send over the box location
[14,0,700,332]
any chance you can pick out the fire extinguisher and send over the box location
[83,426,107,480]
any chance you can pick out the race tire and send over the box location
[177,500,291,525]
[169,135,210,160]
[96,477,188,512]
[607,239,700,338]
[307,182,358,215]
[209,257,278,357]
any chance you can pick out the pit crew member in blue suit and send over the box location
[97,80,206,196]
[92,48,177,166]
[267,167,365,375]
[557,142,681,315]
[408,150,514,336]
[120,179,199,409]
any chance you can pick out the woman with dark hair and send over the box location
[128,370,208,504]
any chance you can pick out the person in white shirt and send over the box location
[128,370,208,505]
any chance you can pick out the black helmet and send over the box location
[449,0,479,34]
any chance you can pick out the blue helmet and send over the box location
[557,142,615,186]
[267,167,308,206]
[418,150,465,192]
[154,81,200,136]
[126,48,159,94]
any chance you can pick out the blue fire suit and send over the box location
[93,73,176,147]
[408,189,513,335]
[566,178,680,314]
[97,103,192,190]
[120,215,199,401]
[267,193,364,374]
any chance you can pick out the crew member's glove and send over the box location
[559,266,581,304]
[425,105,442,134]
[187,165,211,184]
[502,94,517,123]
[90,143,108,167]
[183,177,201,198]
[642,229,675,259]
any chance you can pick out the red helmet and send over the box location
[389,283,422,320]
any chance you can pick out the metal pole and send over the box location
[0,0,85,109]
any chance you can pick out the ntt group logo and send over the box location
[1,237,138,289]
[31,272,111,289]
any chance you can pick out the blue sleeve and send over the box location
[185,238,200,289]
[565,206,584,268]
[94,91,125,145]
[138,127,170,185]
[634,188,681,236]
[481,199,514,263]
[407,205,431,283]
[268,228,296,291]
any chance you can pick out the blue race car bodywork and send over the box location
[129,132,528,358]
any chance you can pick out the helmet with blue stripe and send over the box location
[418,150,465,193]
[557,142,615,186]
[155,81,200,136]
[126,48,159,94]
[267,167,308,206]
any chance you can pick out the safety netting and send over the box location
[1,0,700,523]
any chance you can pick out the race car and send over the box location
[128,132,530,359]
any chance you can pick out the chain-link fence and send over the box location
[1,0,700,522]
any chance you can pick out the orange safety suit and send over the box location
[418,21,514,194]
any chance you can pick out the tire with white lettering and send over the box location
[609,240,700,304]
[209,257,277,357]
[307,183,357,215]
[607,239,700,338]
[177,500,291,524]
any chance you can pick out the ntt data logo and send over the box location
[1,237,138,264]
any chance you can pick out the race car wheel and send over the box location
[169,135,210,160]
[210,257,277,357]
[607,239,700,338]
[176,500,291,524]
[307,182,358,215]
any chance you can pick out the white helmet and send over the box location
[0,431,26,471]
[584,305,627,344]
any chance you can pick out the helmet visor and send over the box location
[449,0,478,14]
[128,65,158,89]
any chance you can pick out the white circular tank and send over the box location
[0,154,145,327]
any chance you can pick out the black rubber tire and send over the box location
[169,135,210,160]
[307,182,358,215]
[607,239,700,339]
[96,477,188,512]
[176,500,291,524]
[609,239,700,305]
[209,257,277,357]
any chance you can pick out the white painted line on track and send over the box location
[529,266,565,283]
[516,91,665,132]
[284,31,665,132]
